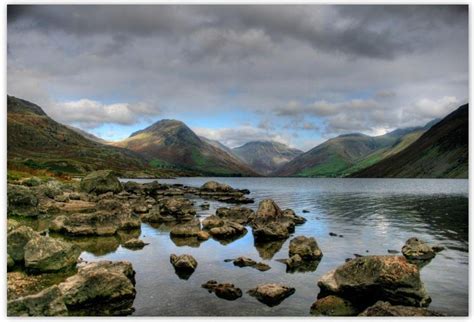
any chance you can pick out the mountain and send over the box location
[114,119,258,176]
[352,104,468,178]
[7,95,149,175]
[232,141,303,175]
[199,136,236,157]
[272,124,432,177]
[66,125,108,144]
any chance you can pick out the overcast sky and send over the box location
[7,5,468,151]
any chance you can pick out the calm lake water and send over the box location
[81,178,469,316]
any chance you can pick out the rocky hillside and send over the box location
[114,119,258,176]
[233,141,303,175]
[352,104,468,178]
[7,95,151,176]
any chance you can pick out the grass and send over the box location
[297,155,350,177]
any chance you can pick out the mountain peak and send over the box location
[129,119,189,138]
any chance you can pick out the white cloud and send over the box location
[48,99,159,129]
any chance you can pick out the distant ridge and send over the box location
[233,140,302,175]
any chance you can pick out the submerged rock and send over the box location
[170,254,198,279]
[310,295,358,316]
[7,286,68,316]
[317,255,431,308]
[232,256,271,271]
[122,238,148,250]
[7,184,39,217]
[278,254,321,273]
[248,283,295,307]
[24,236,80,272]
[359,301,445,316]
[80,170,123,195]
[7,226,40,262]
[202,280,243,301]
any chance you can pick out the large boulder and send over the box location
[252,221,292,241]
[7,226,40,262]
[359,301,445,316]
[216,207,255,225]
[50,199,140,236]
[401,238,436,261]
[202,215,225,229]
[7,286,68,316]
[251,199,304,241]
[23,236,81,272]
[289,236,323,260]
[248,283,295,307]
[80,170,123,194]
[58,261,136,309]
[317,256,431,308]
[310,295,358,316]
[7,184,38,217]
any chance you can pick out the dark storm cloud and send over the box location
[7,5,469,147]
[8,5,467,60]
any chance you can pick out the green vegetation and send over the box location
[297,155,349,177]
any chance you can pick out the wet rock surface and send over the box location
[170,254,198,279]
[318,255,431,308]
[251,199,303,241]
[202,280,243,301]
[359,301,445,316]
[248,283,295,307]
[310,295,358,316]
[122,238,148,250]
[289,236,323,260]
[50,199,140,236]
[58,260,136,315]
[8,286,68,316]
[24,236,81,272]
[402,237,438,261]
[216,207,255,224]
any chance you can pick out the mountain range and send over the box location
[7,95,468,179]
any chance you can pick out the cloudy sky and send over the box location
[8,5,468,151]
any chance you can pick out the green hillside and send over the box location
[352,104,468,178]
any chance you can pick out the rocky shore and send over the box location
[7,170,446,316]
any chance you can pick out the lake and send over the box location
[80,177,469,316]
